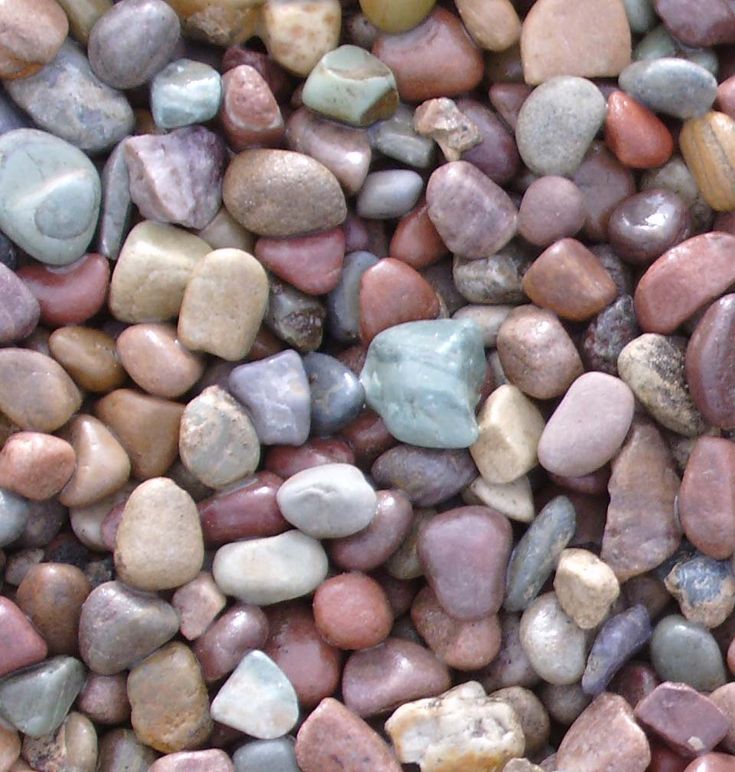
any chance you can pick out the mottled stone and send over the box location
[97,141,131,261]
[453,246,531,304]
[0,263,38,344]
[0,432,74,502]
[0,0,68,80]
[368,103,436,169]
[413,97,481,163]
[302,353,364,435]
[653,0,735,46]
[152,58,222,130]
[265,277,326,352]
[518,176,586,247]
[220,64,283,151]
[665,555,735,628]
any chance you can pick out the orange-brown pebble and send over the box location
[389,200,447,270]
[313,572,393,650]
[0,432,75,501]
[48,326,126,393]
[605,91,674,169]
[0,0,68,80]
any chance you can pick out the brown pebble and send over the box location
[171,571,227,641]
[48,326,126,393]
[0,432,75,501]
[685,754,735,772]
[390,201,448,270]
[605,91,674,170]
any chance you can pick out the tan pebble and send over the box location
[0,725,20,770]
[413,97,482,162]
[22,712,97,772]
[171,572,227,641]
[0,432,75,501]
[48,326,126,393]
[489,686,550,755]
[196,206,254,253]
[0,0,68,80]
[554,548,620,629]
[463,475,535,523]
[456,0,520,52]
[165,0,260,46]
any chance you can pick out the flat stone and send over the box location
[97,141,132,261]
[516,76,607,176]
[0,129,100,267]
[0,657,86,739]
[5,40,133,154]
[361,319,485,449]
[213,531,328,605]
[426,160,517,259]
[582,605,652,695]
[554,548,620,629]
[538,372,635,477]
[602,419,680,581]
[0,597,47,677]
[521,0,631,84]
[0,0,68,80]
[88,0,180,89]
[368,103,436,169]
[125,127,226,230]
[223,149,347,238]
[418,505,512,620]
[505,496,577,612]
[152,58,222,130]
[211,651,298,739]
[651,614,726,691]
[127,642,211,753]
[0,432,75,501]
[78,580,178,675]
[555,693,650,771]
[114,478,204,591]
[0,262,38,345]
[234,738,299,772]
[386,681,524,770]
[665,555,735,628]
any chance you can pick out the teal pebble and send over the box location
[360,319,486,449]
[151,58,223,130]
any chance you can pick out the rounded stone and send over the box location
[0,129,101,267]
[605,91,674,169]
[151,58,222,130]
[359,0,436,33]
[303,352,365,436]
[76,673,131,726]
[0,0,68,80]
[0,432,75,502]
[223,149,347,238]
[554,548,620,629]
[357,170,423,220]
[22,711,97,772]
[149,749,234,772]
[0,263,38,345]
[518,176,586,247]
[0,488,30,547]
[49,326,125,394]
[234,738,299,772]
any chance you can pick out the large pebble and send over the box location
[213,531,328,605]
[223,149,347,238]
[114,478,204,592]
[515,76,607,176]
[538,373,635,477]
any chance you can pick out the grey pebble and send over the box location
[327,251,379,343]
[303,352,365,436]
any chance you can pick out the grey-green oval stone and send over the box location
[151,58,223,130]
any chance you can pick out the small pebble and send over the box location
[553,548,620,629]
[151,59,222,130]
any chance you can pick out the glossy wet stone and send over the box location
[151,58,222,130]
[0,656,86,738]
[685,753,735,771]
[619,58,717,119]
[265,437,354,478]
[229,350,310,446]
[88,0,180,89]
[0,0,68,80]
[605,91,674,169]
[651,615,726,691]
[265,278,326,352]
[302,353,364,436]
[618,334,705,437]
[426,160,517,259]
[5,40,133,155]
[342,637,451,717]
[361,319,485,449]
[368,103,436,169]
[665,555,735,628]
[127,642,211,753]
[582,605,652,695]
[48,327,122,394]
[223,149,347,238]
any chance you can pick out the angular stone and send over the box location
[0,432,75,501]
[538,373,635,477]
[211,651,298,739]
[554,548,620,629]
[361,319,485,449]
[665,555,735,628]
[368,103,436,169]
[413,97,481,163]
[386,681,525,770]
[0,597,47,677]
[0,0,68,80]
[151,58,222,130]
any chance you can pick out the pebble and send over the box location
[582,605,652,695]
[220,64,283,151]
[88,0,180,89]
[517,176,586,247]
[418,505,511,620]
[619,58,718,119]
[110,221,210,324]
[302,353,365,436]
[5,40,134,155]
[357,170,423,220]
[265,278,326,352]
[516,76,607,177]
[505,496,577,612]
[361,319,485,449]
[679,437,735,559]
[635,23,719,73]
[229,350,311,446]
[497,305,583,399]
[653,0,735,46]
[686,294,735,427]
[618,334,705,437]
[636,682,729,757]
[0,0,68,79]
[151,59,222,130]
[470,384,545,484]
[0,129,100,267]
[540,682,591,727]
[213,531,328,605]
[458,98,520,184]
[49,326,125,393]
[538,373,635,477]
[520,592,588,685]
[386,681,524,771]
[150,749,234,772]
[0,432,75,501]
[235,738,299,772]
[125,127,226,230]
[554,548,620,629]
[555,693,650,771]
[453,245,532,305]
[453,304,513,347]
[0,597,48,678]
[22,711,97,772]
[426,160,517,259]
[456,0,520,52]
[605,91,674,169]
[223,149,347,238]
[368,104,436,169]
[94,389,184,479]
[521,0,631,84]
[0,488,29,547]
[296,697,401,772]
[114,478,204,592]
[685,753,735,771]
[711,685,735,754]
[76,673,131,726]
[179,387,260,490]
[372,8,484,102]
[96,728,157,771]
[359,0,436,33]
[681,111,735,212]
[521,238,617,322]
[464,471,534,521]
[665,554,735,628]
[651,614,726,691]
[343,637,451,717]
[98,141,131,261]
[127,642,211,753]
[211,650,298,739]
[0,656,86,738]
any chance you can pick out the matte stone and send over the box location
[0,432,73,501]
[265,278,326,352]
[48,326,124,393]
[357,170,423,220]
[653,0,735,45]
[368,103,436,169]
[360,0,436,33]
[0,263,38,344]
[517,176,586,247]
[0,0,68,80]
[0,488,29,547]
[76,672,130,726]
[302,353,365,435]
[21,711,97,772]
[554,548,620,629]
[0,597,48,677]
[96,728,157,772]
[220,64,283,151]
[5,40,133,154]
[456,0,520,52]
[151,58,222,130]
[413,97,482,163]
[452,246,531,305]
[234,738,298,772]
[150,749,234,772]
[97,141,131,261]
[665,555,735,628]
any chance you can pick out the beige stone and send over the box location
[109,221,210,323]
[470,385,545,484]
[456,0,521,52]
[463,475,535,523]
[489,687,549,756]
[165,0,260,46]
[553,548,620,629]
[414,97,482,162]
[114,478,204,592]
[48,327,126,393]
[178,249,268,361]
[69,482,135,552]
[22,712,97,772]
[197,206,254,253]
[0,432,75,501]
[0,725,20,771]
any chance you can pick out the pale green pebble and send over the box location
[634,25,718,76]
[622,0,657,34]
[369,103,435,168]
[151,58,223,130]
[361,319,486,449]
[302,44,399,128]
[0,129,101,266]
